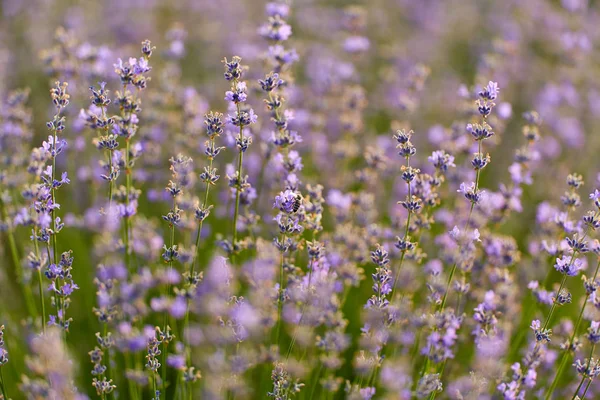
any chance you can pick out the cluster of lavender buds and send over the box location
[259,1,301,192]
[90,342,116,399]
[4,2,600,400]
[85,81,118,208]
[146,329,163,400]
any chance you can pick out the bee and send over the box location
[292,194,303,213]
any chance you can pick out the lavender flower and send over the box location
[223,56,256,256]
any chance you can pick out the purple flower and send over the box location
[266,2,290,17]
[458,182,484,204]
[479,81,499,101]
[343,36,370,53]
[169,296,187,319]
[554,255,584,276]
[225,82,248,103]
[587,321,600,343]
[359,387,376,400]
[61,282,79,296]
[167,354,185,370]
[428,150,455,172]
[273,190,299,214]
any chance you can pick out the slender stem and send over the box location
[391,155,412,299]
[542,274,568,331]
[49,112,65,334]
[163,198,176,400]
[100,105,114,211]
[439,203,474,311]
[581,376,594,399]
[286,258,315,359]
[421,124,486,391]
[124,137,132,271]
[445,135,481,314]
[50,115,59,271]
[31,227,46,333]
[541,226,591,332]
[37,268,46,333]
[572,376,586,399]
[108,148,114,210]
[232,99,244,251]
[308,362,323,400]
[103,324,114,399]
[191,138,215,275]
[125,353,138,400]
[0,367,8,400]
[275,231,287,342]
[153,372,158,400]
[46,242,64,333]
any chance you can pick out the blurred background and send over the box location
[1,0,600,398]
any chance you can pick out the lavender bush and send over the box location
[2,0,600,399]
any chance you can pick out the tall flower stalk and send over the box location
[222,56,256,257]
[191,112,224,274]
[160,154,194,399]
[87,82,118,209]
[391,129,419,298]
[41,81,77,335]
[257,0,299,199]
[273,189,304,341]
[113,40,154,271]
[419,82,499,397]
[439,81,499,311]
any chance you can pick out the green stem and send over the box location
[390,153,412,298]
[49,116,66,336]
[37,268,46,333]
[32,228,46,333]
[308,362,323,400]
[108,148,114,210]
[439,203,475,312]
[163,207,176,400]
[440,134,482,312]
[286,258,315,359]
[191,139,214,276]
[275,231,287,342]
[542,274,568,331]
[153,371,158,400]
[423,138,483,392]
[125,353,138,400]
[125,137,132,271]
[231,99,244,252]
[103,324,114,399]
[572,376,586,399]
[581,377,594,399]
[0,367,8,400]
[100,105,114,211]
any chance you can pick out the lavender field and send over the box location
[1,0,600,399]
